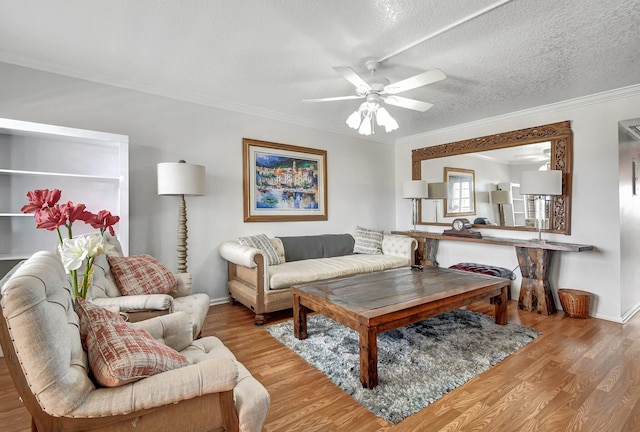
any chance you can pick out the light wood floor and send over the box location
[1,300,639,432]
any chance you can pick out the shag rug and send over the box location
[265,309,540,424]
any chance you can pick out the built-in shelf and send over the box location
[0,118,129,265]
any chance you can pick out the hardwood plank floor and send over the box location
[1,300,638,431]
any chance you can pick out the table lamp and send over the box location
[427,182,448,223]
[519,170,562,243]
[402,180,428,231]
[157,160,206,272]
[490,189,513,226]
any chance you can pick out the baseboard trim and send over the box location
[620,301,640,324]
[210,296,231,306]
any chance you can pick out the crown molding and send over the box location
[396,83,640,146]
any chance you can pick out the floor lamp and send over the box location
[157,160,206,273]
[490,189,513,226]
[427,182,448,223]
[402,180,428,231]
[519,170,562,243]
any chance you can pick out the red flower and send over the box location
[21,189,62,214]
[34,207,67,231]
[88,210,120,236]
[60,202,93,224]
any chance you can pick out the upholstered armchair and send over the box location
[88,235,210,338]
[0,251,270,432]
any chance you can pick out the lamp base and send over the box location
[528,238,547,244]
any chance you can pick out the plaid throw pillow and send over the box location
[353,226,383,255]
[75,298,189,387]
[238,233,282,265]
[107,254,177,296]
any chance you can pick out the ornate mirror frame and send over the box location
[412,121,573,235]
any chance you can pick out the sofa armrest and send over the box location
[130,311,193,352]
[72,358,238,417]
[382,234,417,263]
[91,294,173,313]
[219,241,263,268]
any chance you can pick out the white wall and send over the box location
[396,86,640,322]
[0,62,395,303]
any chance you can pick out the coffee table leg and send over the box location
[293,293,308,340]
[359,326,378,389]
[490,286,508,325]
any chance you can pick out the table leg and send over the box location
[416,238,439,267]
[516,247,557,315]
[490,285,508,325]
[293,293,308,340]
[359,326,378,389]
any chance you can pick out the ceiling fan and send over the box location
[303,60,446,135]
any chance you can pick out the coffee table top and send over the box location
[292,267,510,319]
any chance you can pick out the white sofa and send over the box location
[219,233,417,325]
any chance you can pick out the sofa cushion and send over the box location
[278,234,355,262]
[268,254,409,289]
[75,298,190,387]
[238,234,282,265]
[353,226,383,255]
[108,254,177,296]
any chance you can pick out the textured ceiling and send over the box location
[1,0,639,143]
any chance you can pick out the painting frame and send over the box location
[243,138,327,222]
[444,167,476,217]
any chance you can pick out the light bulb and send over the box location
[346,110,361,129]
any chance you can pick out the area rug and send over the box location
[265,309,540,424]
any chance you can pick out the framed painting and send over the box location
[444,167,476,217]
[243,138,327,222]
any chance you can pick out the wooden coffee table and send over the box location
[292,267,510,389]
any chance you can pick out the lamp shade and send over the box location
[157,161,206,196]
[519,170,562,196]
[427,182,448,199]
[490,190,512,204]
[402,180,428,199]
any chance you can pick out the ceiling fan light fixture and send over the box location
[346,110,362,129]
[358,113,373,135]
[375,106,399,132]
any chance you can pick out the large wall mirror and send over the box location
[412,121,573,235]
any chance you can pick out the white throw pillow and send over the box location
[353,226,383,255]
[238,234,282,265]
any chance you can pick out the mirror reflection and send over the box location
[421,142,551,227]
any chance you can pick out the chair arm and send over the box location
[91,294,173,313]
[382,234,417,262]
[70,358,239,417]
[173,272,193,297]
[219,241,262,268]
[130,311,193,352]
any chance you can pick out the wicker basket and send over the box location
[558,289,591,319]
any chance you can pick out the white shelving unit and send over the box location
[496,182,526,226]
[0,118,129,268]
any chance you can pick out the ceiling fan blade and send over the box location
[303,95,364,103]
[383,95,434,112]
[384,69,446,94]
[333,66,372,92]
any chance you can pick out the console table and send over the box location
[392,231,593,316]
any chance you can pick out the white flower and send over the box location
[58,233,113,271]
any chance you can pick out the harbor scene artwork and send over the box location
[255,153,319,210]
[243,138,327,222]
